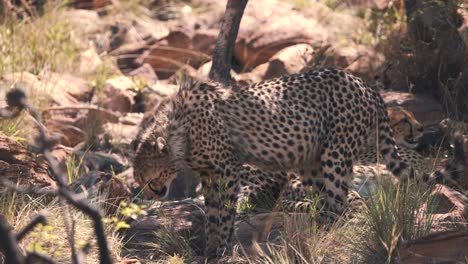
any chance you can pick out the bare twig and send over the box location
[209,0,249,86]
[25,252,57,264]
[0,215,25,264]
[16,215,47,242]
[3,88,114,264]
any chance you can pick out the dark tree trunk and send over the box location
[209,0,249,86]
[404,0,468,119]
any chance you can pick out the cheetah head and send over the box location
[388,106,424,149]
[134,136,177,200]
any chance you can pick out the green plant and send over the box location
[26,223,64,257]
[364,1,406,46]
[353,177,436,263]
[92,64,110,97]
[65,154,86,184]
[0,3,78,76]
[103,201,147,232]
[146,215,197,261]
[252,208,355,264]
[237,197,256,214]
[0,115,26,141]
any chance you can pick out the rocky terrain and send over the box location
[0,0,467,263]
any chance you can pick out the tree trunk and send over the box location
[209,0,249,86]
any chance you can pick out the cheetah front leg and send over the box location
[200,171,222,257]
[318,147,354,216]
[203,164,241,257]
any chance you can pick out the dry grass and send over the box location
[0,2,78,76]
[0,189,125,263]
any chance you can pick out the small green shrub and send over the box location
[353,177,436,263]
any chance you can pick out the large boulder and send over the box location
[135,27,210,79]
[235,44,314,83]
[235,0,328,71]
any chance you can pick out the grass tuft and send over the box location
[352,177,436,263]
[0,3,78,76]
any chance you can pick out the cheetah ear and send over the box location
[156,137,166,151]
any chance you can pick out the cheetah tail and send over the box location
[427,135,466,188]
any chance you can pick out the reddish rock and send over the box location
[326,45,385,79]
[43,106,120,147]
[192,29,219,55]
[2,72,80,106]
[425,185,468,233]
[0,133,56,190]
[99,76,137,114]
[113,42,151,74]
[397,231,468,263]
[136,43,209,79]
[127,63,159,86]
[235,0,327,70]
[71,0,111,9]
[380,91,446,126]
[236,44,314,83]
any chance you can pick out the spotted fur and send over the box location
[133,68,418,256]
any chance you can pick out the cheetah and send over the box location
[133,68,422,256]
[236,106,464,213]
[134,106,425,205]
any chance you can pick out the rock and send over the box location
[79,46,104,75]
[60,10,109,53]
[159,28,192,49]
[236,44,314,83]
[40,72,93,102]
[192,28,219,54]
[125,198,323,259]
[140,81,179,111]
[108,22,129,51]
[49,146,75,176]
[131,17,170,43]
[235,0,328,70]
[127,63,159,86]
[0,133,56,191]
[136,42,209,79]
[43,106,120,147]
[1,72,80,106]
[98,76,137,114]
[124,198,206,258]
[424,185,468,233]
[380,91,446,126]
[71,171,132,215]
[103,119,141,146]
[71,0,111,9]
[75,150,127,174]
[113,42,150,73]
[397,231,468,263]
[325,45,385,79]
